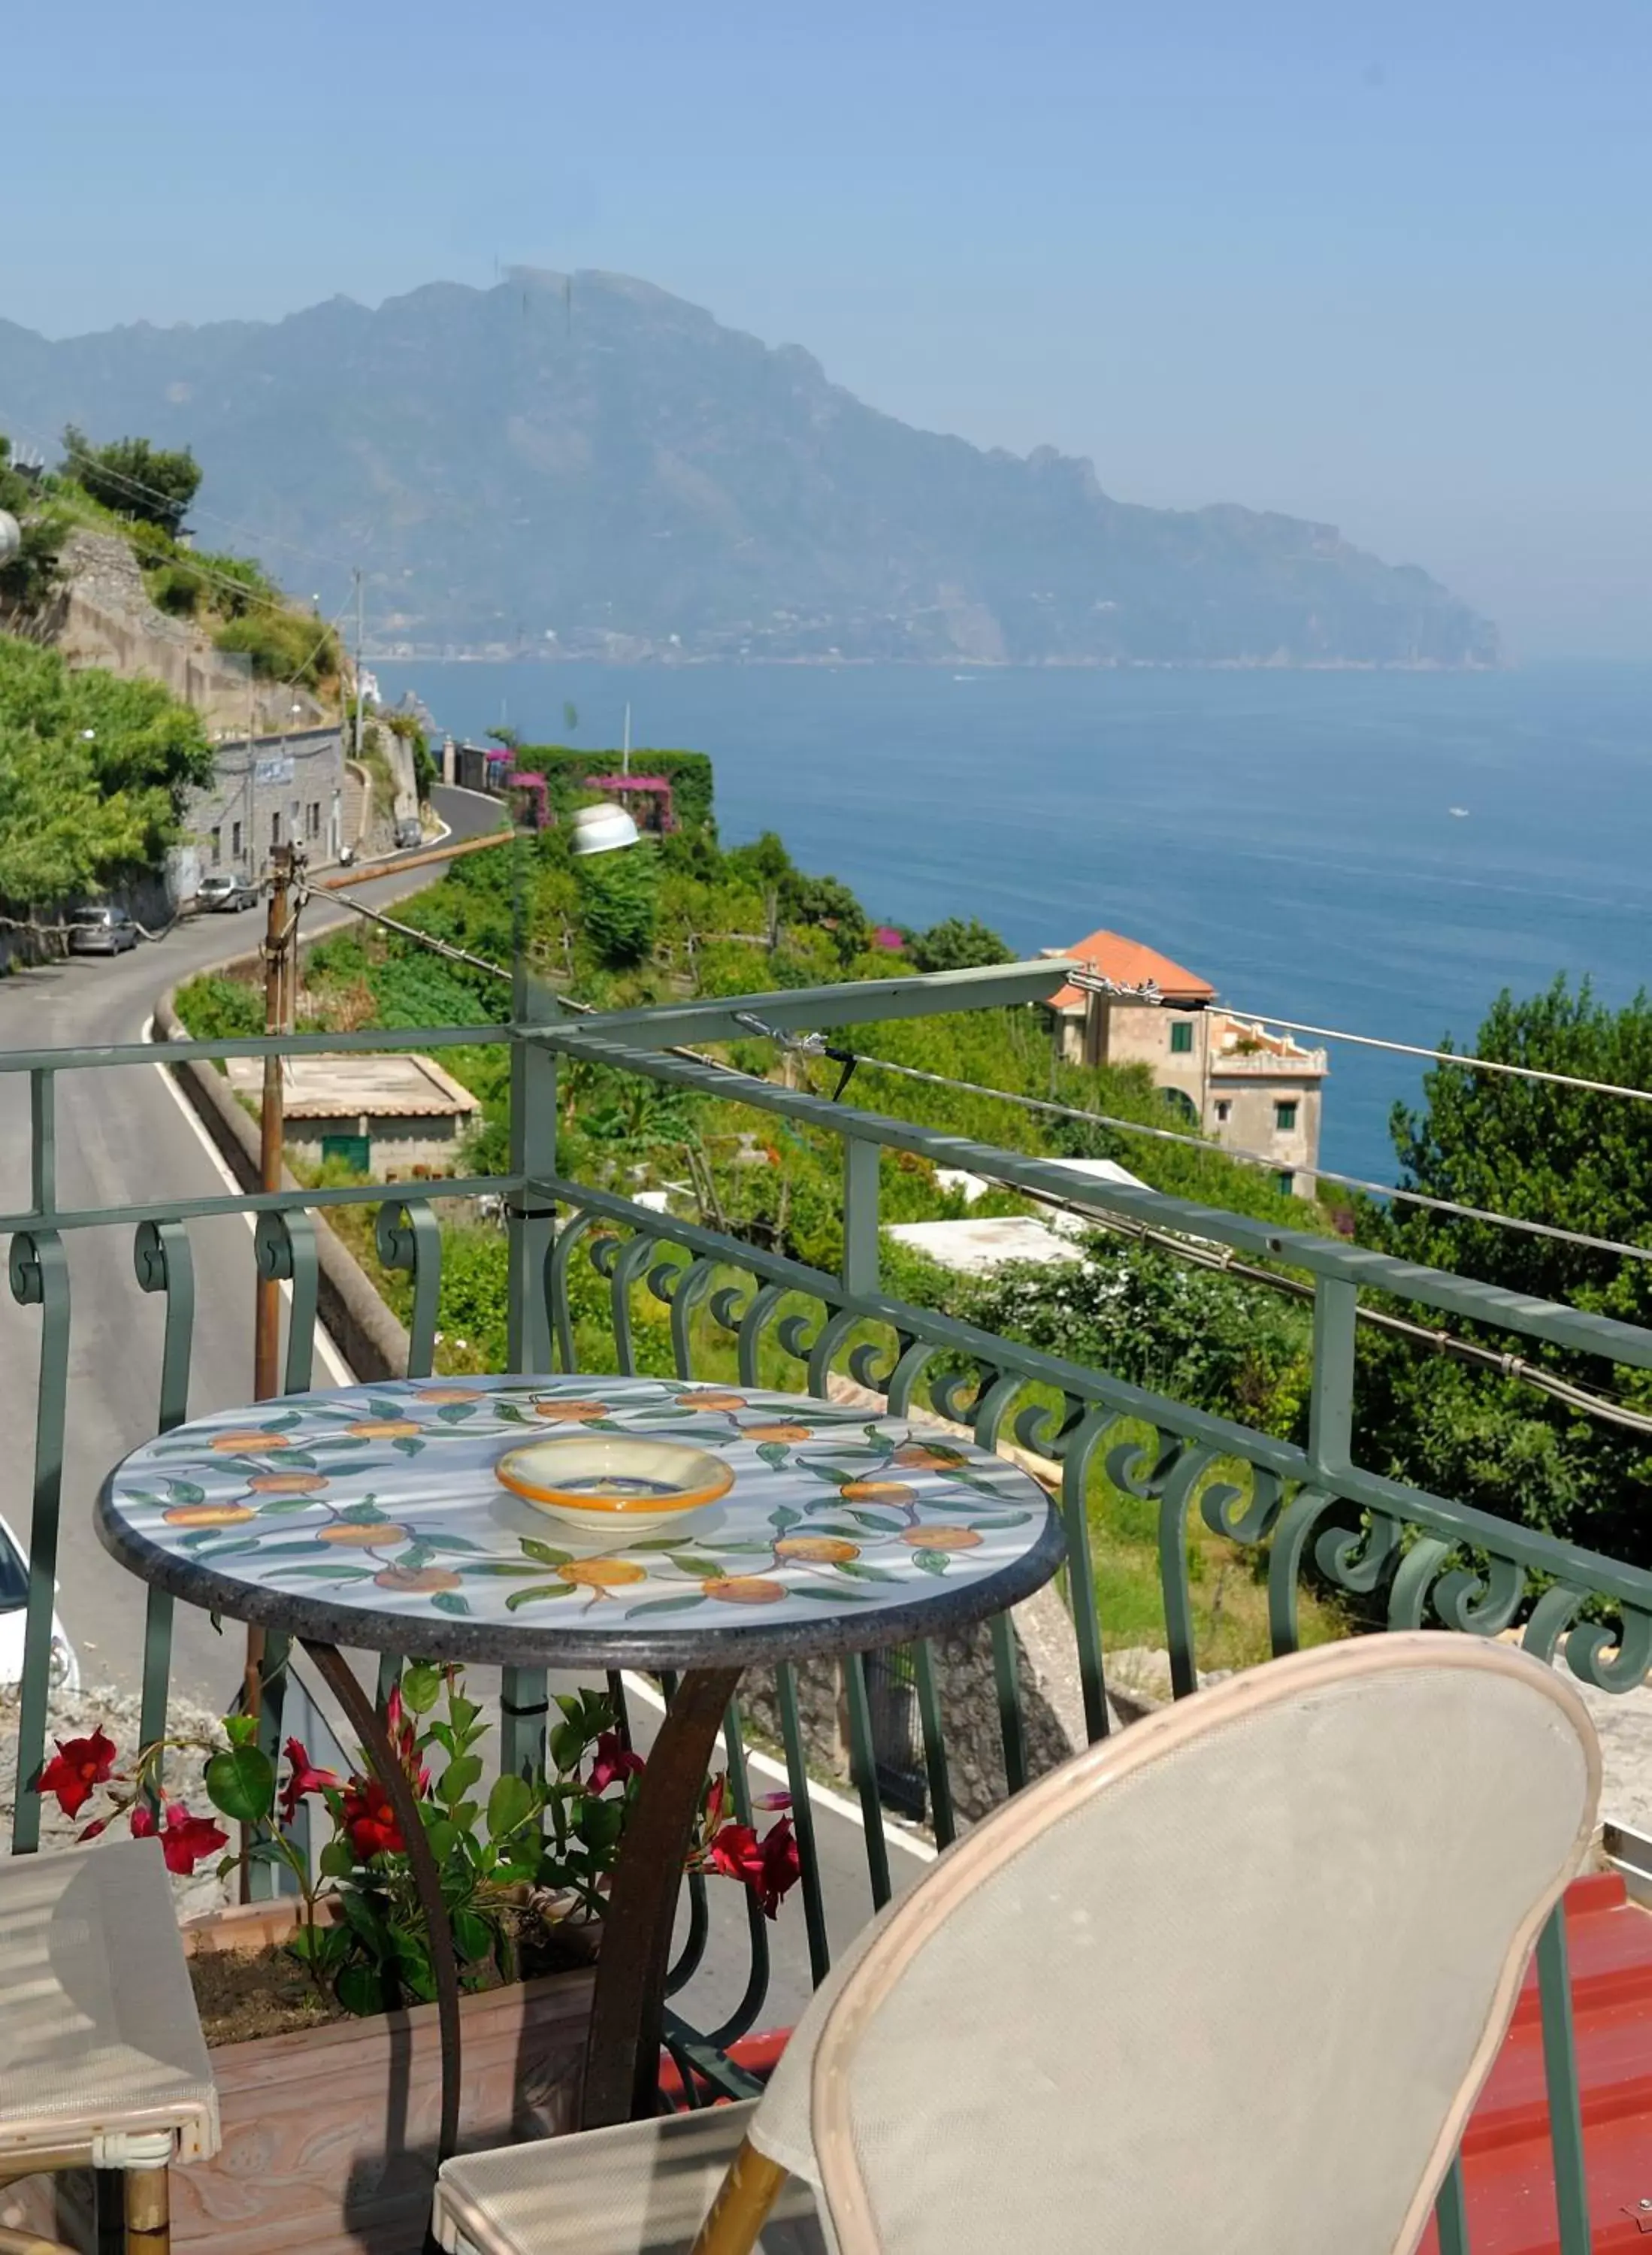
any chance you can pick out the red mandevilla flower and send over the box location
[756,1816,801,1920]
[707,1820,764,1890]
[588,1730,645,1796]
[340,1775,404,1858]
[279,1737,341,1829]
[706,1815,801,1920]
[37,1728,118,1819]
[130,1801,230,1876]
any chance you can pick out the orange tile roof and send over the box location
[1045,930,1216,1011]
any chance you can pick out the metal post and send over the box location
[1309,1276,1357,1481]
[842,1136,879,1298]
[254,847,294,1402]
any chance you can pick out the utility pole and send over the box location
[352,569,365,772]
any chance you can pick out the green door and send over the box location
[321,1132,371,1173]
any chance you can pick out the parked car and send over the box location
[394,816,423,851]
[66,905,139,955]
[195,873,259,913]
[0,1515,80,1694]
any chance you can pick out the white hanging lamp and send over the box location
[572,801,640,856]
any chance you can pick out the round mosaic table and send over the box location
[98,1374,1064,2135]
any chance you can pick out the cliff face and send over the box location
[44,531,328,735]
[0,274,1499,667]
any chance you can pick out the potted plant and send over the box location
[26,1669,798,2254]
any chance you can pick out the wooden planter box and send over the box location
[2,1899,594,2255]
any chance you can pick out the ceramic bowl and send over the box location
[494,1436,734,1537]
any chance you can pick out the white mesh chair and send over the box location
[432,1633,1599,2255]
[0,1835,219,2253]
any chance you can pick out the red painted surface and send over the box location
[1418,1874,1652,2253]
[664,1876,1652,2234]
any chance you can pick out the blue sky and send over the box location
[8,2,1649,655]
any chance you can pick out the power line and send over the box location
[1223,1004,1652,1109]
[843,1050,1652,1268]
[35,422,359,579]
[1067,966,1652,1112]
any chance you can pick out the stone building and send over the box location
[1044,928,1327,1195]
[174,727,347,897]
[224,1054,479,1175]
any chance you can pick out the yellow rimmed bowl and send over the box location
[494,1436,735,1537]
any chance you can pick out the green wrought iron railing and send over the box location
[5,960,1644,2251]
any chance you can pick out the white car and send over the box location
[0,1515,80,1694]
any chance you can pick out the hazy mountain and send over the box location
[0,272,1498,667]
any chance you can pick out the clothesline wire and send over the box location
[1217,1003,1652,1108]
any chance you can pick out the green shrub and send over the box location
[576,840,661,969]
[174,972,263,1041]
[214,609,341,689]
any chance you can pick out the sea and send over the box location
[375,660,1652,1189]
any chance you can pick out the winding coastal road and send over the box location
[0,784,504,1708]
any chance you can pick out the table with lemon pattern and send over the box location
[98,1375,1065,1668]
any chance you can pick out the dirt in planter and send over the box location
[188,1912,601,2047]
[189,1945,350,2046]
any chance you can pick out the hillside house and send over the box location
[1044,928,1327,1194]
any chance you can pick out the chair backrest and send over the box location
[803,1634,1599,2255]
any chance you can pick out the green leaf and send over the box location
[846,1511,906,1532]
[768,1506,801,1532]
[440,1754,485,1805]
[835,1560,906,1582]
[453,1908,492,1962]
[204,1745,277,1823]
[392,1436,426,1457]
[487,1773,537,1839]
[318,1838,356,1879]
[260,1412,304,1432]
[667,1555,726,1577]
[492,1401,530,1424]
[256,1496,321,1516]
[367,1399,406,1422]
[402,1661,443,1713]
[193,1536,265,1561]
[398,1543,436,1571]
[461,1561,549,1578]
[912,1548,951,1575]
[756,1441,791,1470]
[417,1533,485,1554]
[436,1403,480,1424]
[623,1594,710,1618]
[431,1591,472,1617]
[336,1500,388,1525]
[505,1581,579,1612]
[576,1795,625,1851]
[519,1537,574,1568]
[449,1694,482,1734]
[223,1714,259,1748]
[336,1963,389,2017]
[791,1583,875,1600]
[285,1563,375,1581]
[424,1816,459,1863]
[954,1513,1032,1530]
[162,1479,206,1503]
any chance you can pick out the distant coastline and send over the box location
[367,649,1505,673]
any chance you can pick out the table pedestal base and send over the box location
[581,1666,743,2128]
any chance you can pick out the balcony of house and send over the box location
[1,959,1650,2255]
